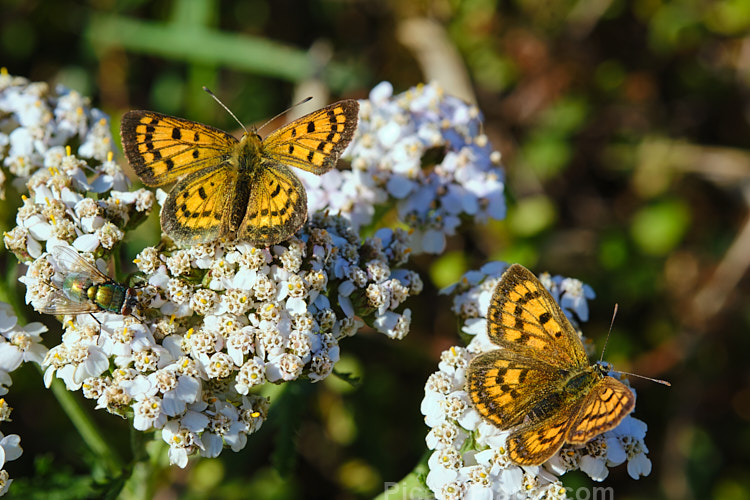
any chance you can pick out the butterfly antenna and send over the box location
[202,86,248,134]
[601,304,672,387]
[256,96,314,134]
[599,303,618,362]
[613,370,671,386]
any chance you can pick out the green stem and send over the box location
[374,451,432,500]
[120,434,166,500]
[47,373,125,475]
[0,257,24,316]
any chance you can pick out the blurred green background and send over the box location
[3,0,750,499]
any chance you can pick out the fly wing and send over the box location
[50,245,110,284]
[37,288,99,315]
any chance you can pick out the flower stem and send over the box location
[373,451,432,500]
[0,257,24,315]
[120,435,167,500]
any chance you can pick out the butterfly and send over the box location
[120,98,359,247]
[466,264,635,466]
[40,245,141,321]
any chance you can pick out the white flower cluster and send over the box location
[0,71,154,262]
[301,81,505,254]
[0,303,37,494]
[0,69,126,199]
[422,263,652,499]
[0,303,47,393]
[20,214,418,467]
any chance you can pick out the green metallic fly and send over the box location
[40,245,141,321]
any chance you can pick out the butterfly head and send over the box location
[237,131,263,161]
[597,360,613,372]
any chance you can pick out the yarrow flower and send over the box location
[302,81,505,254]
[421,263,653,498]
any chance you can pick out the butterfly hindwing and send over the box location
[160,163,237,246]
[507,408,574,466]
[467,349,563,429]
[262,100,359,175]
[566,375,635,444]
[121,110,238,186]
[237,161,307,246]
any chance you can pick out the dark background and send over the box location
[2,0,749,499]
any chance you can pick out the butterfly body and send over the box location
[121,100,359,247]
[467,264,635,465]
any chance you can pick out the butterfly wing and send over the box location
[121,110,238,186]
[566,375,635,444]
[236,161,307,246]
[506,409,575,466]
[261,100,359,174]
[467,348,568,429]
[486,264,590,369]
[160,163,238,246]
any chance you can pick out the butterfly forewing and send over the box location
[121,111,238,186]
[487,265,590,369]
[262,100,359,175]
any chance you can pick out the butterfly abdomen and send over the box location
[223,133,263,233]
[527,393,564,423]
